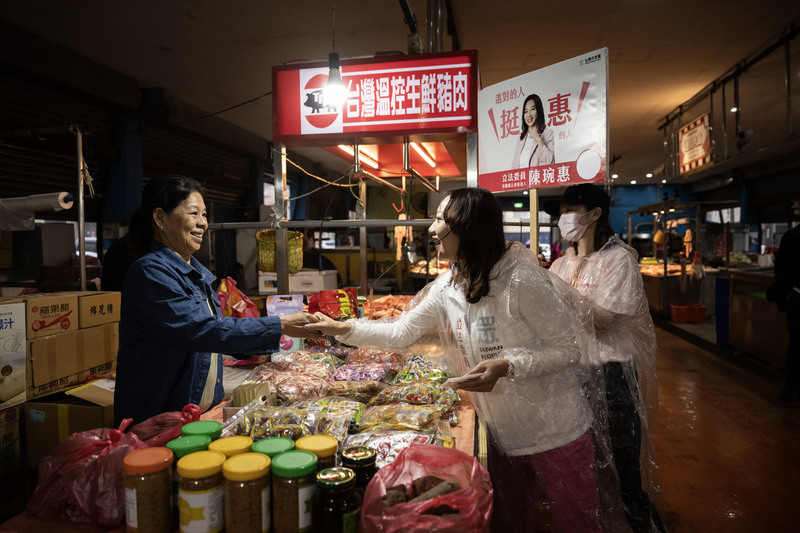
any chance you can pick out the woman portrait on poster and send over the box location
[511,93,555,169]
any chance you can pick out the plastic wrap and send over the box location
[332,362,396,383]
[346,346,407,373]
[333,243,621,530]
[550,235,664,532]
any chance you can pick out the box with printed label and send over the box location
[22,292,79,339]
[258,269,338,295]
[0,298,26,411]
[77,291,121,329]
[26,322,118,400]
[25,380,115,467]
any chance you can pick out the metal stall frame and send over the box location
[0,125,92,290]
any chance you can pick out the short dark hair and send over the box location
[129,174,205,254]
[443,187,509,304]
[519,94,546,139]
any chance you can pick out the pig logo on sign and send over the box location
[304,90,337,114]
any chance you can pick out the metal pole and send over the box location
[786,39,793,136]
[466,132,478,187]
[721,84,728,160]
[75,127,86,291]
[529,190,539,253]
[359,178,368,297]
[273,142,290,294]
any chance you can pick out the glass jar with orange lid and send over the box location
[123,446,174,533]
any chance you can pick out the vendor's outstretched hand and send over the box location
[303,312,353,337]
[280,312,322,339]
[451,358,510,393]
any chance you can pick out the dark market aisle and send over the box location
[651,325,800,532]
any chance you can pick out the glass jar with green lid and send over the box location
[340,446,377,499]
[252,437,295,458]
[166,435,212,525]
[208,435,253,458]
[177,450,227,533]
[271,450,318,533]
[181,420,223,440]
[123,446,174,533]
[312,467,361,533]
[295,435,338,470]
[223,453,271,533]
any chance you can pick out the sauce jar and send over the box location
[271,450,318,533]
[177,450,226,533]
[123,446,174,533]
[209,435,253,458]
[295,435,338,470]
[181,420,223,440]
[223,452,272,533]
[252,437,295,459]
[166,435,213,524]
[340,446,377,499]
[311,467,361,533]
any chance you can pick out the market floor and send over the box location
[645,324,800,532]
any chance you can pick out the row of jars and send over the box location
[123,420,378,533]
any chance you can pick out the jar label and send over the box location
[124,487,138,529]
[298,483,315,532]
[179,487,224,533]
[342,507,361,533]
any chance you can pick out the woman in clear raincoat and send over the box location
[308,187,612,532]
[549,183,665,533]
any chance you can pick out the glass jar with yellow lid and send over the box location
[295,435,338,470]
[177,450,226,533]
[208,435,253,458]
[223,452,271,533]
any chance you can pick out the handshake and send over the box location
[278,312,353,338]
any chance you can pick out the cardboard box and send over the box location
[77,291,121,329]
[27,322,118,400]
[22,292,79,339]
[0,405,27,522]
[258,269,338,295]
[25,379,115,467]
[0,299,26,411]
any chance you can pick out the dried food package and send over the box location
[347,347,407,373]
[327,380,387,403]
[332,363,396,383]
[358,404,445,433]
[343,431,437,469]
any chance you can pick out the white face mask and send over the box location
[558,212,590,242]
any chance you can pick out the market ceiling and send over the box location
[1,0,799,190]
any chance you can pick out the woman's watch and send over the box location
[506,360,515,379]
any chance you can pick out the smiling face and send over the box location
[154,191,207,262]
[523,99,538,128]
[428,196,459,260]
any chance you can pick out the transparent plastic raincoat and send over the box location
[335,243,623,531]
[550,235,664,533]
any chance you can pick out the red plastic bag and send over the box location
[128,403,201,447]
[217,276,259,318]
[27,419,147,528]
[360,444,493,533]
[308,287,360,319]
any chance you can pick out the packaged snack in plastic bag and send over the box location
[291,396,366,427]
[327,380,387,403]
[369,383,459,408]
[343,431,437,469]
[308,288,360,319]
[359,444,492,533]
[332,363,396,383]
[391,354,449,384]
[347,347,407,373]
[358,404,444,433]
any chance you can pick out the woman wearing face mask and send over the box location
[550,183,665,533]
[511,93,555,169]
[308,187,607,532]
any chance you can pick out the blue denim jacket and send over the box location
[114,241,281,425]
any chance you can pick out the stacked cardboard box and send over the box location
[18,291,121,469]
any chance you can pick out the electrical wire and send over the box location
[173,91,273,125]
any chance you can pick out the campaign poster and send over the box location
[478,48,608,192]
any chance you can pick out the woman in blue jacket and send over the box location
[114,175,317,425]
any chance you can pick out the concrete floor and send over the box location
[651,324,800,532]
